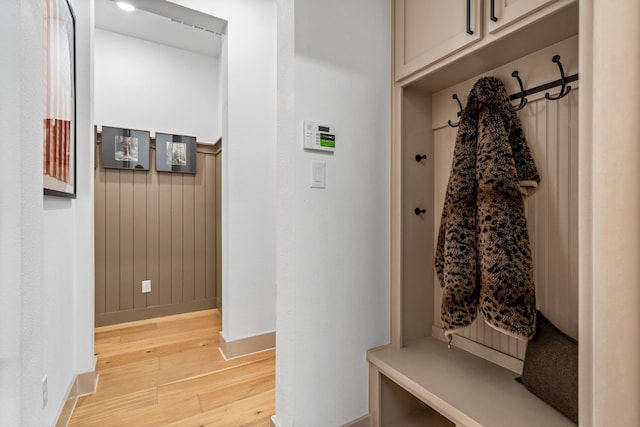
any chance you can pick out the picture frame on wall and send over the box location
[155,133,197,174]
[101,126,150,170]
[43,0,76,197]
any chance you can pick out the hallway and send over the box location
[69,310,274,426]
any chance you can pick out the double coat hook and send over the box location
[447,94,463,128]
[509,71,528,111]
[545,55,572,100]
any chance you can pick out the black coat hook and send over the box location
[414,208,426,216]
[545,55,572,100]
[509,71,528,111]
[415,154,427,162]
[447,94,463,128]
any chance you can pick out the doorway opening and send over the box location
[93,0,227,327]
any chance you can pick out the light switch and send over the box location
[311,161,326,189]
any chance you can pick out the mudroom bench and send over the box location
[367,337,575,427]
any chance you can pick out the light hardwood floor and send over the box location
[69,309,275,427]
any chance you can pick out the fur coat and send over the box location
[435,77,540,341]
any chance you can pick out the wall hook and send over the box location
[447,94,463,128]
[415,154,427,162]
[509,71,528,111]
[414,208,426,216]
[545,55,572,100]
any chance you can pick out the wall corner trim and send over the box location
[55,356,99,427]
[218,331,276,360]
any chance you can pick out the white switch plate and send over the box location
[142,280,151,293]
[311,161,326,188]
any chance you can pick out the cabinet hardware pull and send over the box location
[415,154,427,162]
[414,208,426,216]
[466,0,474,34]
[490,0,498,22]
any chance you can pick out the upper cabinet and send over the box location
[395,0,482,81]
[486,0,558,33]
[394,0,577,82]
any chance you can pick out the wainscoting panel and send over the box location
[95,132,221,326]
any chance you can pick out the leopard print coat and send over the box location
[435,77,540,341]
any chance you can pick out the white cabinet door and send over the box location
[395,0,481,81]
[486,0,558,33]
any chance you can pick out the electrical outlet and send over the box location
[142,280,151,293]
[42,375,48,408]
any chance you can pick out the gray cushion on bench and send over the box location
[519,311,578,424]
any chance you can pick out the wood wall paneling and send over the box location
[171,173,184,304]
[205,154,216,301]
[104,169,121,314]
[133,170,147,309]
[194,152,206,301]
[95,137,221,326]
[215,153,222,310]
[95,144,106,315]
[183,172,196,302]
[119,171,134,311]
[158,172,173,307]
[146,152,160,307]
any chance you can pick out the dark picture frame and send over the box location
[43,0,77,197]
[155,133,197,174]
[102,126,150,170]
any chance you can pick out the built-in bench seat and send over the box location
[367,337,575,427]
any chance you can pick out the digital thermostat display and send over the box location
[304,121,336,152]
[319,133,335,148]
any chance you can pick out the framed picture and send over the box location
[43,0,76,197]
[155,133,197,174]
[102,126,150,170]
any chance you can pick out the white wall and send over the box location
[0,1,38,423]
[94,29,219,143]
[275,0,391,425]
[169,0,278,342]
[0,0,95,426]
[274,0,295,424]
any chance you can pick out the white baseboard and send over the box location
[55,355,99,427]
[270,415,283,427]
[271,413,369,427]
[218,331,275,360]
[341,414,370,427]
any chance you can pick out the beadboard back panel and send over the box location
[95,133,221,326]
[432,87,579,360]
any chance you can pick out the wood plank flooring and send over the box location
[69,309,275,427]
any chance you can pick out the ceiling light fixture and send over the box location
[116,2,135,12]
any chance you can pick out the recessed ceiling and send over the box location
[95,0,225,57]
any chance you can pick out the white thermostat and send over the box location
[303,121,336,152]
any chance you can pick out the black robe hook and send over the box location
[545,55,572,100]
[510,70,528,111]
[447,94,463,128]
